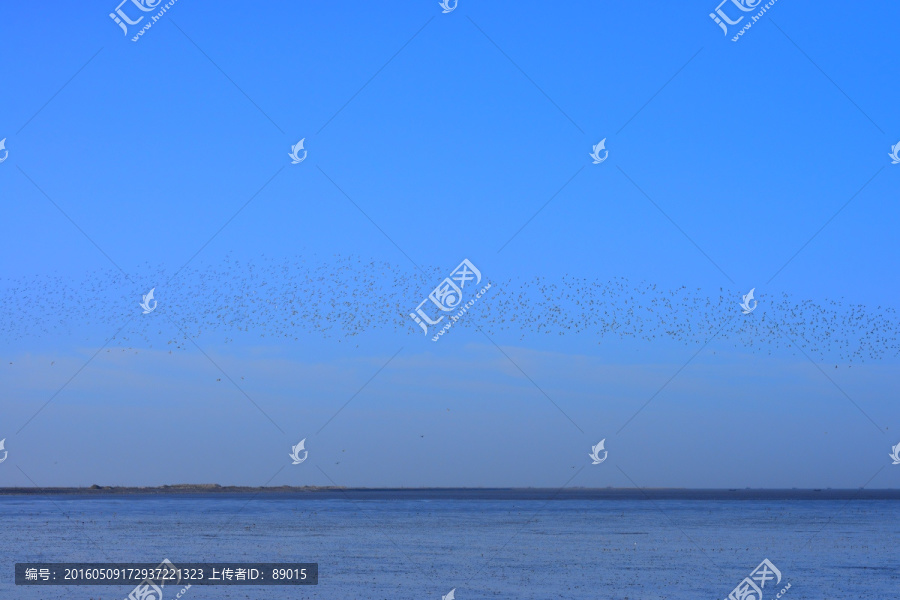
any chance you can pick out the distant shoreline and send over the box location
[1,485,899,500]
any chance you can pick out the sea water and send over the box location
[0,492,897,599]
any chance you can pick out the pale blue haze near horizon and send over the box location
[1,0,899,491]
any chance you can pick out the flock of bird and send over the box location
[1,254,896,363]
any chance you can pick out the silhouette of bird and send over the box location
[0,254,895,366]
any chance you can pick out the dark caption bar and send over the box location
[16,563,318,585]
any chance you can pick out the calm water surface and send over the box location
[1,493,897,599]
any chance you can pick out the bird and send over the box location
[0,254,894,365]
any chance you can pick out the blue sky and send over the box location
[1,0,898,488]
